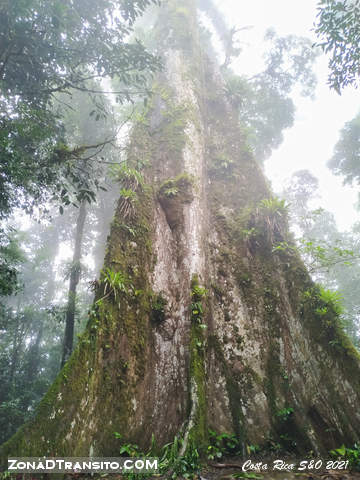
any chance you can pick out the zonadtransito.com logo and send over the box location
[8,457,159,473]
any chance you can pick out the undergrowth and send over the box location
[114,430,260,478]
[114,432,200,479]
[330,443,360,471]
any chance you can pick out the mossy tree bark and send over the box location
[2,0,360,461]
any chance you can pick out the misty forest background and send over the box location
[1,0,360,449]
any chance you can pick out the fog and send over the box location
[218,0,360,230]
[2,0,360,457]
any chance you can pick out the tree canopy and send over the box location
[223,30,318,163]
[282,169,360,345]
[315,0,360,92]
[328,111,360,186]
[0,0,161,218]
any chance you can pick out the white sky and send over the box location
[216,0,360,231]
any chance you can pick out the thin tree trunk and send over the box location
[20,323,44,411]
[61,201,87,368]
[7,320,27,390]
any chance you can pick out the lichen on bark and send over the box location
[2,0,360,465]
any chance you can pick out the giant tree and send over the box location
[2,0,360,464]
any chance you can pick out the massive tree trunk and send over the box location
[2,0,360,461]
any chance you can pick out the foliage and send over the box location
[303,286,344,317]
[259,197,289,215]
[118,223,138,238]
[238,77,295,162]
[0,0,161,219]
[299,237,358,274]
[114,433,201,479]
[315,0,360,92]
[300,284,354,355]
[207,429,241,460]
[0,305,63,444]
[0,210,95,443]
[118,189,138,220]
[330,443,360,471]
[251,197,289,245]
[282,169,360,344]
[242,227,258,242]
[114,164,145,220]
[150,292,168,323]
[191,278,207,325]
[160,437,200,479]
[328,112,360,186]
[113,430,259,478]
[224,70,295,163]
[158,174,195,201]
[262,29,318,98]
[318,286,344,316]
[0,0,160,103]
[112,164,145,191]
[162,186,180,197]
[114,433,140,457]
[276,406,294,421]
[274,406,298,452]
[191,301,204,323]
[0,228,24,297]
[272,241,296,254]
[0,70,120,443]
[0,76,116,222]
[282,169,320,230]
[224,30,318,162]
[97,268,128,306]
[192,285,207,300]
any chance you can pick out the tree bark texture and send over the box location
[2,0,360,461]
